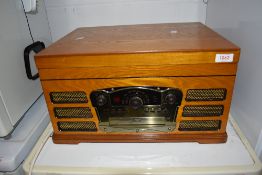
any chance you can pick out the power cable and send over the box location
[20,0,35,43]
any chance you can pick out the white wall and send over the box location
[44,0,207,41]
[0,0,51,136]
[206,0,262,159]
[27,0,53,44]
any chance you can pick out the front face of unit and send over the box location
[41,76,234,143]
[90,86,182,133]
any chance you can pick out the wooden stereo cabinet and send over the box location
[35,23,240,144]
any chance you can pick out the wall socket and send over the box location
[21,0,37,13]
[255,129,262,161]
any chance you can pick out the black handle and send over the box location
[24,41,45,80]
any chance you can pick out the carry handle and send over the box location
[24,41,45,80]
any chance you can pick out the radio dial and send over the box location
[165,93,176,105]
[96,94,107,106]
[129,96,143,109]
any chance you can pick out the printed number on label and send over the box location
[215,54,234,63]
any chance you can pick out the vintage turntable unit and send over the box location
[35,23,240,144]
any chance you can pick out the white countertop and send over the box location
[23,117,262,175]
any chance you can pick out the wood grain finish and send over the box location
[36,23,239,57]
[36,23,240,143]
[41,76,235,143]
[35,51,240,69]
[38,63,237,80]
[35,23,240,69]
[53,132,227,144]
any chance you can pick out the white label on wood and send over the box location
[215,54,234,62]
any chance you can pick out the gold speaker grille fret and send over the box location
[186,89,226,101]
[58,121,97,132]
[179,120,221,131]
[50,91,88,104]
[182,105,224,117]
[54,107,93,119]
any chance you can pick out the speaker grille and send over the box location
[54,107,93,119]
[58,121,97,132]
[186,89,226,101]
[178,120,221,131]
[50,91,88,104]
[182,105,224,117]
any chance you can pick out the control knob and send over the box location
[165,93,176,105]
[96,94,107,106]
[129,96,143,109]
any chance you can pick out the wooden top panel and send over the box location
[37,23,239,57]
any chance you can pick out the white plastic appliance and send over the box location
[0,0,50,137]
[0,0,51,174]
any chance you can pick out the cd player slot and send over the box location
[109,117,166,126]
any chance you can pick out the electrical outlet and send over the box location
[21,0,37,13]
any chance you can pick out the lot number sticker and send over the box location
[215,54,234,62]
